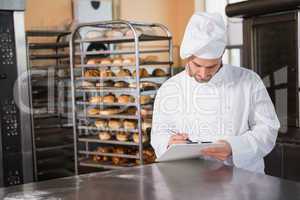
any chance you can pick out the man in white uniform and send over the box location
[150,12,280,173]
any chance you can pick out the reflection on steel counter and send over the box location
[1,159,300,200]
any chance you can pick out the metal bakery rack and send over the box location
[69,20,173,174]
[26,30,75,181]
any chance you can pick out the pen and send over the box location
[167,129,198,144]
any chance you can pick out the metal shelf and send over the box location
[76,34,171,44]
[70,20,172,174]
[78,150,139,159]
[75,87,158,95]
[30,53,69,60]
[36,144,74,152]
[75,48,169,56]
[78,136,139,146]
[78,125,139,133]
[77,113,139,120]
[76,101,137,107]
[26,30,70,37]
[75,76,169,82]
[75,61,173,69]
[29,42,69,49]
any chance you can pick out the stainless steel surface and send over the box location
[0,0,25,11]
[1,159,300,199]
[14,11,34,184]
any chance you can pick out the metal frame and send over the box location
[26,30,74,181]
[69,20,172,174]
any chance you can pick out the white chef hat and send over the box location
[180,12,227,59]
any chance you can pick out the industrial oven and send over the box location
[0,0,34,187]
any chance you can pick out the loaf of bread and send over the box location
[84,69,99,77]
[100,69,115,77]
[100,58,112,65]
[132,68,149,78]
[87,108,100,115]
[98,131,111,140]
[112,58,123,66]
[152,68,167,77]
[99,108,122,115]
[102,94,116,103]
[123,119,137,130]
[96,80,115,87]
[116,132,129,142]
[140,95,151,104]
[89,96,102,103]
[81,81,95,88]
[108,119,122,129]
[105,29,124,38]
[114,81,129,88]
[117,95,135,104]
[116,68,131,77]
[95,119,107,128]
[133,132,149,144]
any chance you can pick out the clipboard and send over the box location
[156,143,224,162]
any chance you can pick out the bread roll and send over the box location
[152,68,167,77]
[84,69,99,77]
[142,55,158,63]
[117,95,135,104]
[116,132,129,142]
[95,119,107,128]
[135,148,156,164]
[129,81,158,89]
[98,131,111,140]
[122,57,135,65]
[95,147,112,162]
[116,69,131,77]
[141,107,153,117]
[108,119,122,129]
[96,80,115,87]
[100,69,115,77]
[81,81,94,88]
[140,95,151,104]
[87,58,102,65]
[125,28,142,37]
[126,107,137,115]
[88,108,99,115]
[112,58,123,66]
[142,121,152,132]
[105,30,124,38]
[114,81,129,88]
[100,58,112,65]
[99,108,122,115]
[85,30,104,39]
[123,119,137,129]
[102,94,116,103]
[132,68,149,78]
[133,132,149,143]
[89,96,102,103]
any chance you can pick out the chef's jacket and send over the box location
[151,64,280,173]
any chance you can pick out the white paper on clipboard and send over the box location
[156,143,224,162]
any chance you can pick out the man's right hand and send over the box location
[167,133,189,148]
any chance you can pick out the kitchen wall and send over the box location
[25,0,204,65]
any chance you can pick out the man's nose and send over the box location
[197,68,209,77]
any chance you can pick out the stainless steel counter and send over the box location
[1,159,300,200]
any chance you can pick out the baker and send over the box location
[150,12,280,173]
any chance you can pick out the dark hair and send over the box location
[86,42,109,59]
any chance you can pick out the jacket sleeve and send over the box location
[150,87,177,158]
[224,74,280,169]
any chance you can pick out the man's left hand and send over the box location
[201,140,232,161]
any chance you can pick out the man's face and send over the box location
[187,56,222,83]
